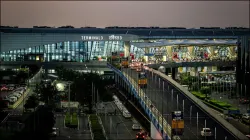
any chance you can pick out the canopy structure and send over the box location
[131,39,237,48]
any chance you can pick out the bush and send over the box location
[65,112,71,125]
[71,113,78,126]
[200,86,211,95]
[191,91,238,114]
[191,91,208,100]
[179,73,190,85]
[208,99,232,109]
[65,112,78,128]
[203,100,224,113]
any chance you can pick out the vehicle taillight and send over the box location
[136,135,138,138]
[143,135,145,138]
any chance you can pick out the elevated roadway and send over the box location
[147,61,236,69]
[121,68,247,140]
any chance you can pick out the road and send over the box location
[52,115,91,140]
[123,68,237,140]
[99,101,141,140]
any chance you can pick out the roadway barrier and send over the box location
[97,114,108,140]
[148,68,247,140]
[107,63,175,140]
[88,115,94,140]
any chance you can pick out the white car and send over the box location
[123,111,131,118]
[242,113,250,119]
[132,124,141,130]
[15,88,25,94]
[9,96,17,102]
[12,93,22,98]
[201,128,212,137]
[49,131,57,137]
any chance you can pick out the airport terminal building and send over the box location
[1,27,249,63]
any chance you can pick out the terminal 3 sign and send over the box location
[81,34,138,41]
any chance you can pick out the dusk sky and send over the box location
[1,1,249,28]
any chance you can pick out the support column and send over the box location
[144,48,150,63]
[165,68,170,76]
[171,68,178,80]
[166,46,173,61]
[124,41,130,58]
[236,36,250,98]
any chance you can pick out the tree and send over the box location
[16,71,28,84]
[24,94,39,109]
[36,106,55,134]
[36,83,57,104]
[55,66,114,113]
[200,86,211,98]
[0,100,7,112]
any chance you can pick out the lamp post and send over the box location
[66,81,73,113]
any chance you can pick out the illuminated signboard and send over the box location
[81,35,123,41]
[172,111,183,120]
[81,36,103,41]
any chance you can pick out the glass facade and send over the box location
[0,41,144,62]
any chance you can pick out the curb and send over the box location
[88,115,94,140]
[97,114,108,140]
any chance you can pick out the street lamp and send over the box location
[65,81,73,113]
[24,66,30,87]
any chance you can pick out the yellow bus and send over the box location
[138,72,147,88]
[121,57,129,68]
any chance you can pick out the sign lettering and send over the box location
[81,36,104,41]
[81,35,123,41]
[109,35,122,40]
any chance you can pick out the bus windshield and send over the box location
[139,73,146,79]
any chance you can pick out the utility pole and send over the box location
[68,83,71,113]
[67,81,73,114]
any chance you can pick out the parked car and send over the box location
[7,84,15,91]
[8,96,17,102]
[11,93,22,98]
[1,84,8,91]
